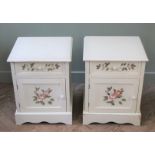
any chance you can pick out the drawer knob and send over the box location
[37,66,42,70]
[60,94,65,99]
[112,66,117,71]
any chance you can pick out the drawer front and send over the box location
[15,62,65,75]
[17,78,66,112]
[89,78,139,113]
[90,61,141,77]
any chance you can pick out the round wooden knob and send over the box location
[132,96,136,100]
[37,66,42,70]
[112,66,117,70]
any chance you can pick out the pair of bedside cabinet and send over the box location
[7,36,148,126]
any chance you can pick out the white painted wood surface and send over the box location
[89,78,139,113]
[83,112,141,126]
[8,37,72,124]
[7,37,73,62]
[83,36,148,125]
[17,78,66,112]
[83,36,148,61]
[15,62,65,74]
[15,111,72,125]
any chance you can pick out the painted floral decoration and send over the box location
[22,63,60,71]
[103,87,126,105]
[96,62,136,71]
[33,87,54,105]
[120,63,136,71]
[96,62,110,70]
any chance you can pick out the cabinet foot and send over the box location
[15,111,72,125]
[83,112,141,126]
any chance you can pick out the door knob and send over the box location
[112,66,117,71]
[131,96,137,100]
[60,94,65,99]
[37,66,42,70]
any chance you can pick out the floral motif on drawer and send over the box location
[96,62,137,72]
[33,87,54,105]
[21,63,61,72]
[103,86,126,106]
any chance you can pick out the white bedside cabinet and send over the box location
[7,37,73,125]
[83,36,148,125]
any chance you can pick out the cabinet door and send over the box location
[17,78,66,112]
[89,78,139,113]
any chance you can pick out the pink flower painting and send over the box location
[33,87,54,105]
[104,87,126,105]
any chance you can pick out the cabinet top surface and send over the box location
[83,36,148,61]
[7,37,73,62]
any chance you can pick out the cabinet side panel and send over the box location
[10,63,20,111]
[84,62,90,112]
[136,62,145,113]
[65,63,71,112]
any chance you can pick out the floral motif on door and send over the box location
[103,87,126,105]
[33,87,54,105]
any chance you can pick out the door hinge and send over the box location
[18,103,20,109]
[88,84,90,89]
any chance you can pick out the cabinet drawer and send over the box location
[15,62,65,75]
[90,61,141,77]
[17,78,66,112]
[89,78,139,113]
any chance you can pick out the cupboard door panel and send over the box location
[89,78,139,113]
[17,78,66,112]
